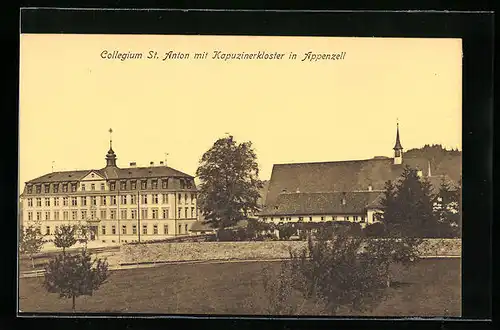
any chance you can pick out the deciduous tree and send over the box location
[54,225,77,255]
[196,135,264,230]
[19,225,44,269]
[43,248,109,312]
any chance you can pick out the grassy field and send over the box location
[19,258,461,316]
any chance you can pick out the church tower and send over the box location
[393,122,403,165]
[105,128,117,167]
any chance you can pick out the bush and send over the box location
[363,223,387,237]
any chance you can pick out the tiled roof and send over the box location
[26,166,194,184]
[260,191,384,216]
[264,156,460,207]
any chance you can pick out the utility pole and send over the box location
[137,190,141,243]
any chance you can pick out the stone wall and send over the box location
[117,239,461,265]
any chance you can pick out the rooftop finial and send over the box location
[109,128,113,149]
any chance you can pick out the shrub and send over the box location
[363,222,387,237]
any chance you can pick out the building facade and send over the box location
[20,135,198,243]
[260,123,460,228]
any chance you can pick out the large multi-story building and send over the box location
[259,123,461,228]
[20,134,198,243]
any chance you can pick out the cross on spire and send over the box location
[109,128,113,149]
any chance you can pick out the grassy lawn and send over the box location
[19,258,461,316]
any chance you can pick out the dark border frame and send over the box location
[6,7,494,330]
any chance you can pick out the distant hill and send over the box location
[405,144,462,182]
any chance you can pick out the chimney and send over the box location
[129,162,136,167]
[150,161,154,166]
[160,161,164,166]
[368,184,373,191]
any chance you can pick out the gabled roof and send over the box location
[260,191,383,216]
[265,157,433,206]
[26,170,96,184]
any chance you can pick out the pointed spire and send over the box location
[108,128,113,151]
[393,121,403,150]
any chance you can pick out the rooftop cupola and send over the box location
[105,128,117,167]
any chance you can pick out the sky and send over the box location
[19,34,462,190]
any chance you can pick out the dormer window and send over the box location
[81,184,86,191]
[131,181,137,190]
[141,180,147,189]
[180,179,186,189]
[62,184,68,192]
[152,180,158,189]
[36,185,41,194]
[162,179,168,189]
[120,181,126,190]
[27,186,33,194]
[186,180,192,189]
[53,184,59,193]
[44,185,50,193]
[110,182,116,191]
[71,183,77,192]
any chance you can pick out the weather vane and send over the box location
[109,128,113,148]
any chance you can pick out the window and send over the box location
[110,210,116,219]
[72,211,77,220]
[353,216,358,221]
[101,196,107,205]
[191,207,195,218]
[131,181,137,190]
[81,210,87,220]
[100,183,105,190]
[45,211,50,220]
[63,197,68,206]
[131,210,137,219]
[287,217,292,221]
[163,224,168,234]
[91,184,95,191]
[44,185,50,193]
[361,216,366,222]
[71,184,77,192]
[185,207,188,218]
[298,217,303,221]
[54,197,59,206]
[63,211,68,220]
[54,211,60,220]
[81,184,86,191]
[191,193,196,204]
[120,181,126,190]
[53,184,59,193]
[122,225,127,235]
[185,193,188,204]
[132,225,137,234]
[178,193,182,203]
[121,195,127,204]
[71,197,77,206]
[180,179,186,189]
[186,180,192,189]
[90,210,96,219]
[91,173,94,178]
[46,226,51,235]
[36,198,41,207]
[28,212,33,221]
[178,224,182,234]
[141,194,148,204]
[162,208,169,219]
[111,196,117,205]
[81,196,87,206]
[27,198,33,207]
[110,182,116,191]
[121,210,127,220]
[141,209,148,219]
[152,194,158,204]
[321,216,324,221]
[100,210,106,219]
[102,226,106,235]
[91,196,97,206]
[63,184,68,192]
[152,180,158,189]
[27,186,33,194]
[141,180,147,189]
[131,195,136,204]
[36,185,41,194]
[142,225,147,235]
[111,225,116,235]
[178,208,182,218]
[280,217,284,221]
[45,198,50,207]
[309,217,313,221]
[162,179,168,189]
[36,211,41,221]
[332,216,336,221]
[162,194,168,204]
[152,209,158,219]
[345,216,350,221]
[153,225,158,234]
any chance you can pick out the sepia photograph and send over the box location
[18,33,462,317]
